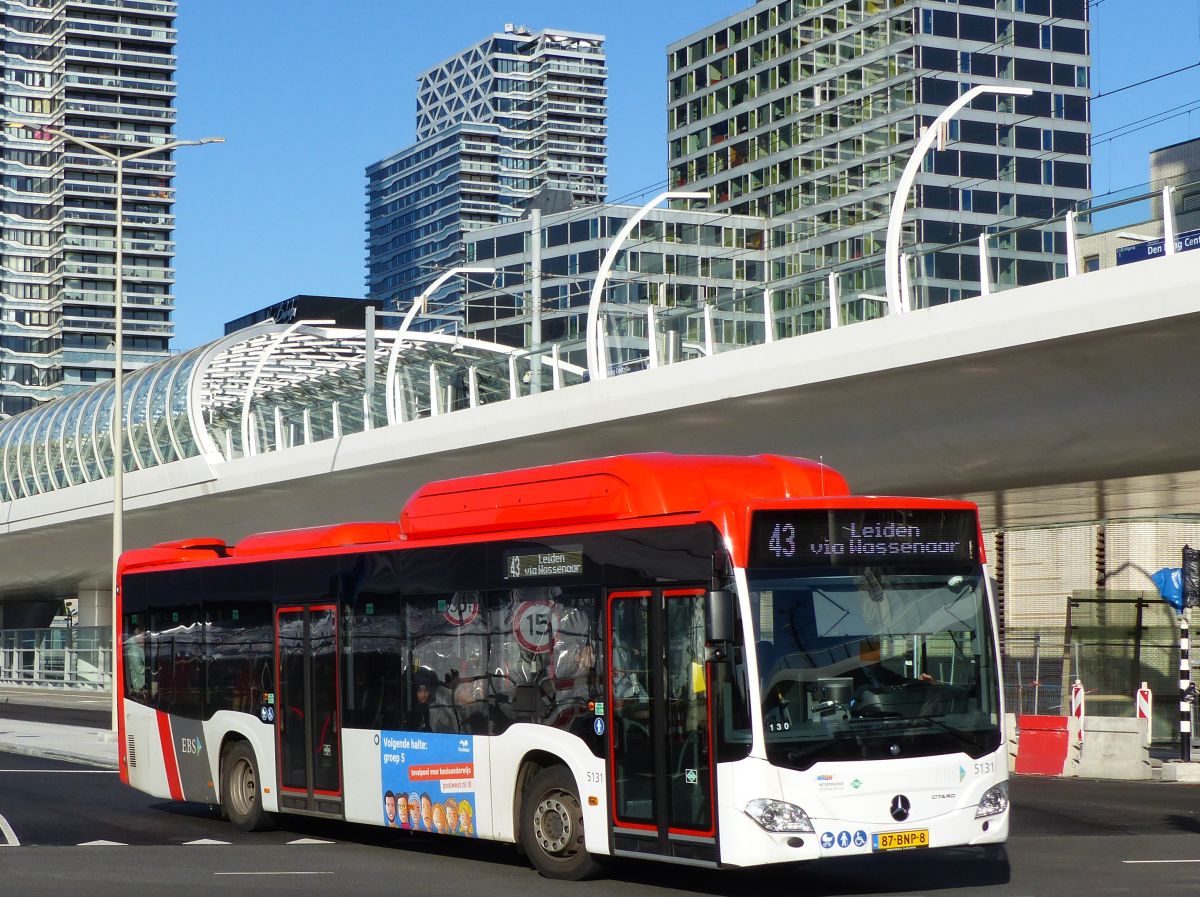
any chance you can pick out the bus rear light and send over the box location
[974,782,1008,818]
[745,798,815,833]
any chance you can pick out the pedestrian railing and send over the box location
[0,626,111,689]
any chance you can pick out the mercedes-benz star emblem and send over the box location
[890,794,911,822]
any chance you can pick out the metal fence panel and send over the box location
[0,626,111,689]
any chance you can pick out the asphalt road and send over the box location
[1,752,1199,897]
[0,695,110,729]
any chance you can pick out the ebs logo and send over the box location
[179,736,203,756]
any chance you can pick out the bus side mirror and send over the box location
[706,590,735,648]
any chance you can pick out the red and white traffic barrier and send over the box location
[1136,681,1153,747]
[1070,678,1085,742]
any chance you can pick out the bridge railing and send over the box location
[588,180,1199,375]
[0,625,112,689]
[910,176,1200,306]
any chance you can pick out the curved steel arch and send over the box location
[0,317,588,505]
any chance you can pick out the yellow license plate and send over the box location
[872,829,929,851]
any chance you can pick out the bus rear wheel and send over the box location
[222,741,274,832]
[519,765,602,880]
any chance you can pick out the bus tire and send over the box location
[519,765,602,880]
[222,741,274,832]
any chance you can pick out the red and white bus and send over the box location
[117,453,1007,878]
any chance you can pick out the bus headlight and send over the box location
[744,798,815,833]
[974,782,1009,818]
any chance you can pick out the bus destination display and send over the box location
[504,547,584,579]
[751,510,977,567]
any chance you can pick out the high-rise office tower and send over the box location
[667,0,1090,330]
[0,0,178,414]
[367,25,608,322]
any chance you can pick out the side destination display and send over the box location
[751,509,978,568]
[504,546,584,579]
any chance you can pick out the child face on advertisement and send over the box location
[446,799,458,831]
[458,801,472,833]
[433,804,447,833]
[397,794,408,825]
[421,795,433,830]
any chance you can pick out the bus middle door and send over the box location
[607,588,717,864]
[275,604,343,816]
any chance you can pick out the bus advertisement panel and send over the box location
[380,731,477,836]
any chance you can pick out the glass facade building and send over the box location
[366,26,608,323]
[667,0,1091,330]
[461,205,784,367]
[0,0,178,415]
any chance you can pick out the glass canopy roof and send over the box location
[0,322,585,504]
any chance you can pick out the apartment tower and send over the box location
[0,0,177,414]
[668,0,1090,330]
[366,25,608,322]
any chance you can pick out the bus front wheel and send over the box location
[519,765,602,880]
[221,741,274,832]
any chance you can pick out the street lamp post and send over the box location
[5,123,223,728]
[883,85,1032,313]
[585,190,708,380]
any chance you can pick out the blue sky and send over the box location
[171,1,1200,350]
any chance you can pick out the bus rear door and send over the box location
[275,604,343,816]
[607,588,717,864]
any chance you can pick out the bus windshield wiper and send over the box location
[846,714,980,746]
[906,714,980,746]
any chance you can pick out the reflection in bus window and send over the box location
[489,587,603,745]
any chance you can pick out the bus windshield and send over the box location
[747,567,1001,770]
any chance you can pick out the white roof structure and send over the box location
[0,322,584,503]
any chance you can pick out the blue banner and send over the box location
[380,731,477,836]
[1116,228,1200,266]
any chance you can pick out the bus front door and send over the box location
[275,604,343,816]
[608,588,716,863]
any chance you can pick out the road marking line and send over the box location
[1122,859,1200,864]
[287,838,335,845]
[213,872,334,876]
[184,838,231,845]
[0,812,18,847]
[78,840,127,846]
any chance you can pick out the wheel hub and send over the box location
[232,759,256,816]
[534,792,577,856]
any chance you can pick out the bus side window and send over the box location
[485,587,603,752]
[345,593,405,731]
[407,592,487,734]
[122,614,148,702]
[205,601,272,716]
[150,603,203,718]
